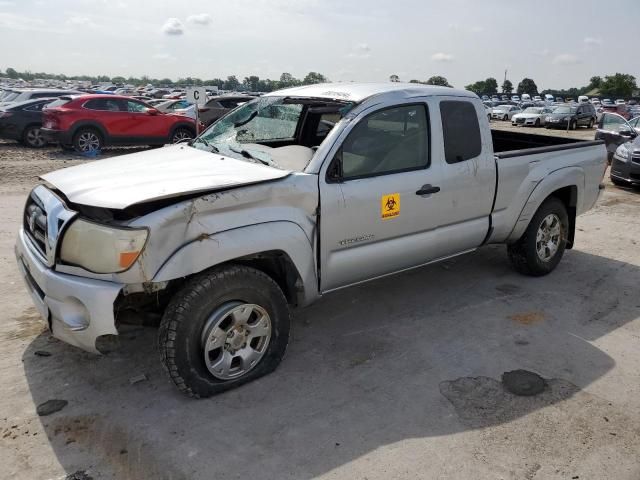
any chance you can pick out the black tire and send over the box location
[23,125,46,148]
[507,197,569,277]
[588,118,594,128]
[158,265,290,398]
[534,119,540,127]
[73,128,103,153]
[570,120,577,130]
[503,114,508,121]
[170,127,194,144]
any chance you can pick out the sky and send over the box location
[0,0,638,90]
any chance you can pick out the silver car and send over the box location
[491,104,521,120]
[511,107,553,127]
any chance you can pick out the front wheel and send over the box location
[158,265,290,398]
[570,120,577,130]
[170,127,194,144]
[507,197,569,276]
[588,118,594,128]
[534,119,540,127]
[503,114,508,121]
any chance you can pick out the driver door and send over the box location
[596,113,636,160]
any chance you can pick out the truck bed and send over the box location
[491,129,601,157]
[488,128,606,245]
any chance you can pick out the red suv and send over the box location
[41,95,196,152]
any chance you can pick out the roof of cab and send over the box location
[264,82,477,103]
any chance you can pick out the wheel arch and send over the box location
[507,167,583,247]
[152,222,319,307]
[70,121,108,143]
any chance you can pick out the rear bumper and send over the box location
[40,128,72,145]
[14,228,122,353]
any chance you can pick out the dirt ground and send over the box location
[1,125,640,480]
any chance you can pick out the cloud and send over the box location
[584,37,602,47]
[161,18,184,35]
[67,16,95,27]
[533,48,550,57]
[431,52,454,62]
[347,42,371,58]
[153,53,176,61]
[186,13,212,25]
[0,1,16,7]
[552,53,581,65]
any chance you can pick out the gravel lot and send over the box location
[1,126,640,480]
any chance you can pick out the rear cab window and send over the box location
[440,100,482,163]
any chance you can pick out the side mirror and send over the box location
[147,108,160,116]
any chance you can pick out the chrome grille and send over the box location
[22,186,77,266]
[515,118,525,124]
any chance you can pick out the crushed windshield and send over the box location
[191,96,353,169]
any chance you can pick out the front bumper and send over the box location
[14,228,122,353]
[610,155,640,185]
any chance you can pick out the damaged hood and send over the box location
[41,145,290,209]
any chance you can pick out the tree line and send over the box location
[0,68,328,92]
[2,66,637,98]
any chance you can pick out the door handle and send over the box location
[416,184,441,196]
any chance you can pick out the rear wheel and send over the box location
[570,120,577,130]
[158,265,290,398]
[23,125,46,148]
[507,197,569,276]
[170,127,194,144]
[503,114,508,121]
[73,128,102,153]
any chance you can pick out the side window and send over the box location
[601,113,627,132]
[24,103,46,112]
[85,99,123,111]
[339,104,429,180]
[440,101,482,164]
[127,101,147,113]
[316,112,341,138]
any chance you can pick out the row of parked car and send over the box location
[0,87,255,151]
[487,102,599,130]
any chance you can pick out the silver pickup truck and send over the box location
[15,83,606,397]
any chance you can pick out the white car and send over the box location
[615,99,626,105]
[511,107,553,127]
[511,95,520,102]
[491,104,521,120]
[533,95,542,102]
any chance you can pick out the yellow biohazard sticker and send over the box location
[381,193,400,220]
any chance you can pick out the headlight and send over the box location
[615,145,630,163]
[60,219,148,273]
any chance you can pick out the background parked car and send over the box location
[155,99,192,113]
[41,95,196,152]
[198,95,254,126]
[511,106,553,127]
[0,97,55,147]
[491,104,521,120]
[602,103,632,120]
[0,88,80,108]
[545,104,596,129]
[595,112,640,162]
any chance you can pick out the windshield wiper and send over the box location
[228,145,276,167]
[192,137,220,153]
